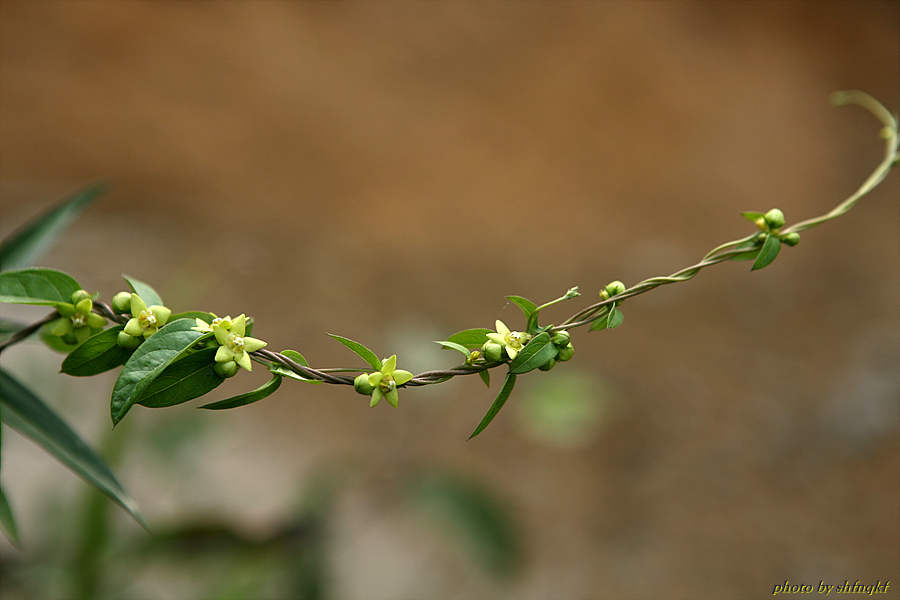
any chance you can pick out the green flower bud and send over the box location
[354,373,375,395]
[481,341,505,363]
[764,208,785,229]
[599,290,610,300]
[467,350,482,365]
[552,331,571,347]
[111,291,133,313]
[538,357,557,371]
[781,232,800,246]
[605,281,626,297]
[70,290,92,304]
[557,343,575,362]
[117,331,142,349]
[214,360,240,379]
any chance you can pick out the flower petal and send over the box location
[86,313,108,328]
[232,314,247,337]
[385,389,399,408]
[235,351,252,371]
[393,370,413,386]
[368,372,384,387]
[124,318,143,337]
[215,345,233,363]
[495,320,510,335]
[505,346,519,360]
[129,294,147,316]
[370,387,384,408]
[213,324,231,346]
[51,318,73,336]
[242,336,267,352]
[486,333,506,345]
[382,355,397,375]
[149,305,171,326]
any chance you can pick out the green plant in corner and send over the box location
[0,90,896,547]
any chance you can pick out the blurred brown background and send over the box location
[1,1,898,599]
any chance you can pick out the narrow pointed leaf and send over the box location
[0,182,108,271]
[0,369,146,528]
[751,234,781,271]
[326,334,382,370]
[478,370,490,388]
[446,328,492,350]
[469,372,516,440]
[506,296,536,319]
[136,348,223,407]
[110,319,210,425]
[122,275,163,309]
[435,340,471,357]
[199,373,283,410]
[60,325,131,376]
[0,268,81,306]
[508,332,556,374]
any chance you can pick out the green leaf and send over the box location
[167,311,215,324]
[0,369,146,528]
[469,372,517,439]
[0,182,108,272]
[199,373,283,410]
[606,306,624,329]
[588,307,611,331]
[435,340,471,357]
[269,349,321,383]
[0,268,81,306]
[751,234,781,271]
[478,370,490,388]
[122,275,163,308]
[0,484,20,549]
[506,296,536,319]
[509,332,556,374]
[60,325,131,376]
[136,348,223,408]
[110,319,210,425]
[446,328,492,350]
[326,334,382,371]
[740,211,766,224]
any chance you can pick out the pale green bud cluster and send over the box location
[43,289,108,349]
[600,280,625,300]
[117,293,171,348]
[192,314,267,374]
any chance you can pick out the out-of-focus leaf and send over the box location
[0,483,20,549]
[136,348,223,408]
[110,319,209,425]
[60,325,131,376]
[122,275,163,308]
[0,268,81,306]
[199,373,282,410]
[0,182,108,271]
[751,234,781,271]
[0,369,146,528]
[435,340,471,356]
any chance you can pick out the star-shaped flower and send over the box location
[485,320,532,360]
[123,294,171,339]
[366,355,413,408]
[212,314,266,372]
[48,292,107,345]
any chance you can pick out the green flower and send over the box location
[485,320,531,360]
[191,313,230,334]
[365,355,413,408]
[47,291,107,345]
[123,294,171,339]
[212,314,266,372]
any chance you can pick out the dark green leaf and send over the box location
[0,268,81,306]
[506,296,536,319]
[136,348,223,408]
[478,370,490,388]
[0,182,108,271]
[469,372,517,440]
[588,307,611,331]
[446,328,491,350]
[122,275,163,308]
[435,340,471,356]
[0,369,146,528]
[326,334,382,370]
[110,319,210,425]
[60,325,131,376]
[509,332,556,375]
[751,234,781,271]
[606,306,624,329]
[270,349,321,383]
[0,484,20,549]
[199,373,283,410]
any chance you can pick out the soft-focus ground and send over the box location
[1,2,898,599]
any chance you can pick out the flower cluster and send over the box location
[192,314,266,376]
[482,320,531,362]
[45,290,107,347]
[354,355,413,408]
[116,293,171,349]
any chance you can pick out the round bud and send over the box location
[605,281,626,297]
[552,331,571,347]
[538,357,557,371]
[111,291,133,314]
[215,360,239,379]
[354,373,375,395]
[481,341,505,363]
[599,290,610,300]
[781,232,800,246]
[764,208,785,229]
[117,331,142,350]
[557,343,575,362]
[70,289,92,304]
